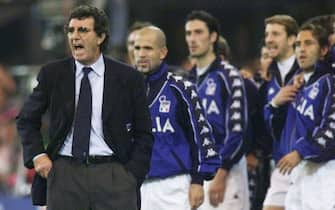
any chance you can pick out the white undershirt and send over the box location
[196,63,211,76]
[303,72,313,83]
[277,55,296,84]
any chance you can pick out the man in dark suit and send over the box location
[16,5,153,210]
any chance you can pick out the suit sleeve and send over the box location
[126,72,154,183]
[294,76,335,162]
[16,67,50,168]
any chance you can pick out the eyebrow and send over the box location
[67,26,92,32]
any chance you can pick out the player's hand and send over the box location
[33,154,53,178]
[293,73,304,89]
[208,168,228,207]
[246,153,259,171]
[189,184,204,209]
[277,150,301,175]
[240,69,253,80]
[271,85,299,107]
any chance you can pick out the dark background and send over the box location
[1,0,334,68]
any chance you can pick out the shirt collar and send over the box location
[277,54,296,72]
[146,62,167,82]
[75,54,104,78]
[196,63,211,76]
[303,71,313,83]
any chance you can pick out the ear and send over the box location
[287,35,296,47]
[97,33,106,45]
[210,31,218,44]
[159,47,168,60]
[320,46,329,58]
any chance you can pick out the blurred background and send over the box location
[0,0,334,209]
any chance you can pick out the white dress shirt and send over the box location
[59,54,114,156]
[277,55,296,84]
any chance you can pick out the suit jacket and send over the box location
[17,56,153,203]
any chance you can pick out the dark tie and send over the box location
[72,67,93,159]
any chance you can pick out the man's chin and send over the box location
[72,54,88,63]
[190,53,202,58]
[138,68,151,74]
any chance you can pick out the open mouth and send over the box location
[267,45,277,51]
[73,44,84,50]
[137,59,149,65]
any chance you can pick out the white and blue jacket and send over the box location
[289,62,335,162]
[267,61,335,162]
[190,58,248,170]
[146,63,221,184]
[264,59,299,162]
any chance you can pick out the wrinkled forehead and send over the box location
[68,17,95,28]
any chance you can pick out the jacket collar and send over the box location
[146,62,168,82]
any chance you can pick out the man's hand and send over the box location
[246,153,259,171]
[271,85,299,107]
[208,168,228,207]
[33,154,53,178]
[293,73,304,89]
[277,150,301,175]
[189,184,204,210]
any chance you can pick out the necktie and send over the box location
[72,67,92,159]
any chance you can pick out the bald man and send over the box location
[134,26,221,210]
[126,21,152,65]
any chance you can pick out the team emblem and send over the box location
[159,95,171,113]
[205,79,217,95]
[308,83,319,100]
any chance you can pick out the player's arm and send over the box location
[293,76,335,162]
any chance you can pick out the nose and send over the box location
[186,33,195,44]
[265,34,273,44]
[138,49,147,58]
[69,30,80,40]
[299,44,306,52]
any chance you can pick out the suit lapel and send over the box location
[60,59,76,121]
[102,57,120,122]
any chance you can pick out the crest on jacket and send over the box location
[205,78,217,95]
[159,95,171,113]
